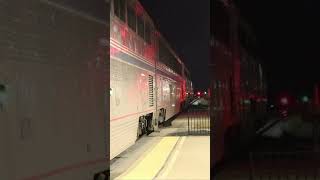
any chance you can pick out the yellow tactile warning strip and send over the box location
[114,136,180,180]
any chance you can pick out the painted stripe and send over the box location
[110,49,180,82]
[110,104,174,122]
[111,50,155,73]
[114,137,179,180]
[22,157,107,180]
[155,136,186,179]
[110,38,154,67]
[111,108,155,121]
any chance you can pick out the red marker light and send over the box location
[197,92,201,96]
[280,97,288,105]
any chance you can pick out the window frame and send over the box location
[145,22,152,44]
[127,6,137,32]
[113,0,126,22]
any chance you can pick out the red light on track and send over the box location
[280,97,288,105]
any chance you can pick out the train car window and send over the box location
[114,0,120,18]
[145,22,151,44]
[114,0,126,22]
[127,6,136,32]
[137,16,145,38]
[159,39,183,75]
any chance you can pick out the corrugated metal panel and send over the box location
[149,75,154,107]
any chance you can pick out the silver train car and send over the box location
[110,0,193,160]
[1,0,109,179]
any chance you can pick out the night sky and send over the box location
[139,0,319,99]
[234,0,320,99]
[139,0,210,91]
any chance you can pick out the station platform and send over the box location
[110,100,210,180]
[112,135,209,180]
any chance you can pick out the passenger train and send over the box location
[110,0,193,160]
[211,0,268,167]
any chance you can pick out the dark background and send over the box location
[140,0,210,92]
[140,0,320,100]
[234,0,320,100]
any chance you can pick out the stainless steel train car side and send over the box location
[0,1,109,179]
[211,0,267,166]
[110,0,192,160]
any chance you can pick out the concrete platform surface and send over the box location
[155,136,210,180]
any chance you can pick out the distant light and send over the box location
[204,92,207,95]
[141,73,146,77]
[270,104,274,108]
[302,96,309,102]
[172,104,175,107]
[197,92,201,96]
[244,99,251,104]
[280,97,288,105]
